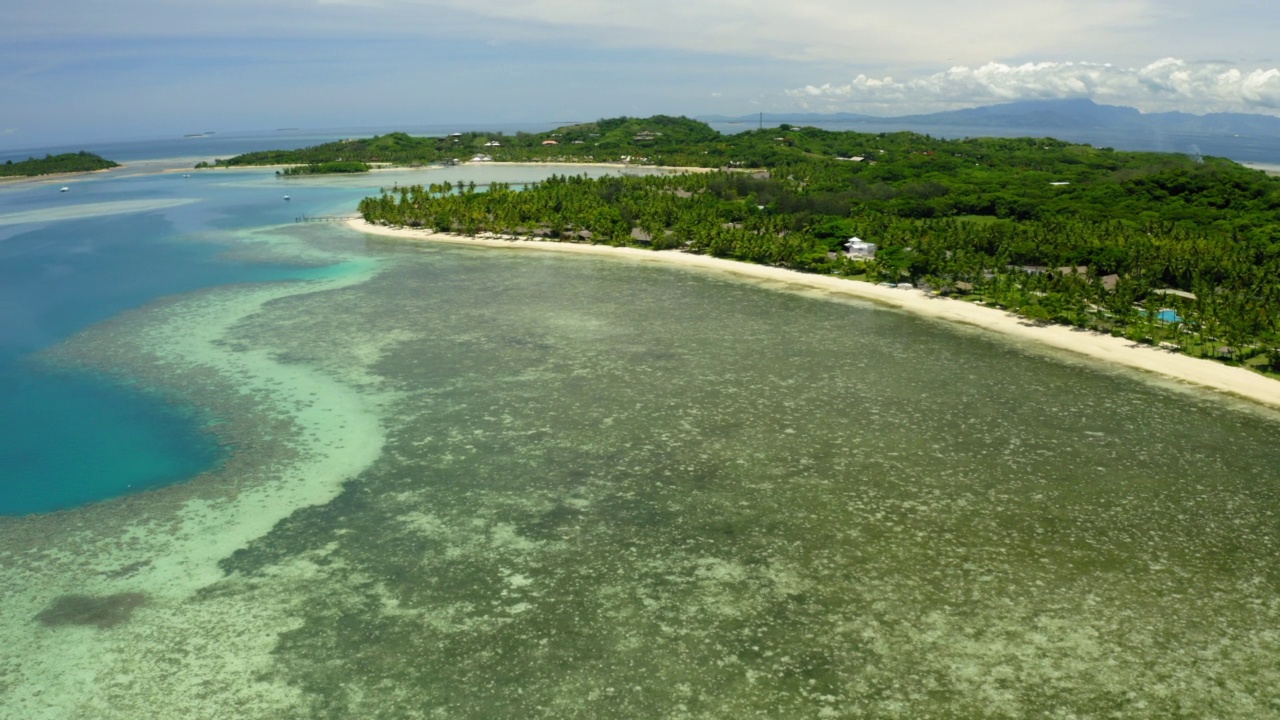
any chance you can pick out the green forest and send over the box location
[278,161,370,176]
[344,116,1280,374]
[1,151,119,177]
[202,116,729,169]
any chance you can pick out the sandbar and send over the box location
[0,198,201,226]
[347,218,1280,410]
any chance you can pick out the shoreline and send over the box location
[346,217,1280,411]
[0,157,215,188]
[0,160,720,189]
[447,160,719,173]
[0,165,117,186]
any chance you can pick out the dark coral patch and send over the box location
[35,593,148,629]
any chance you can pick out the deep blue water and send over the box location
[0,163,375,515]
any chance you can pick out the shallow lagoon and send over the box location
[2,166,1280,718]
[0,162,668,515]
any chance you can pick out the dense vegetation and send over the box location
[1,151,118,177]
[203,116,732,168]
[278,161,370,176]
[351,117,1280,373]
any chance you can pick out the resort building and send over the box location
[844,237,877,259]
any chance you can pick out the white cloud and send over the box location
[787,59,1280,115]
[7,0,1280,146]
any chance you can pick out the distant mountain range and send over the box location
[702,99,1280,138]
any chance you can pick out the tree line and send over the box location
[1,151,118,177]
[359,158,1280,373]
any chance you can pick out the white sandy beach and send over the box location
[1241,161,1280,176]
[347,217,1280,410]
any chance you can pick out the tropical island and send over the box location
[195,115,726,169]
[0,151,119,177]
[218,115,1280,376]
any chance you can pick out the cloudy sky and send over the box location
[3,0,1280,148]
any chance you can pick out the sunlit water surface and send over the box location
[1,157,1278,718]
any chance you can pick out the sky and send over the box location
[4,0,1280,149]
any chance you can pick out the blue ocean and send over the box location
[0,156,383,515]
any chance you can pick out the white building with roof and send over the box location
[844,237,877,259]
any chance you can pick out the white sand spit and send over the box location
[0,198,200,227]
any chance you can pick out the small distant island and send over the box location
[1,151,119,178]
[278,161,371,176]
[215,115,1280,375]
[197,116,727,169]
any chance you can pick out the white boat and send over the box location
[283,195,291,201]
[60,186,69,192]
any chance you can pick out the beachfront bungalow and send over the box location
[844,237,877,259]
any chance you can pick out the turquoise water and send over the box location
[0,366,223,515]
[3,153,1280,716]
[99,242,1280,718]
[0,170,365,515]
[0,158,674,515]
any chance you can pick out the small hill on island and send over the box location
[202,116,729,169]
[1,151,119,177]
